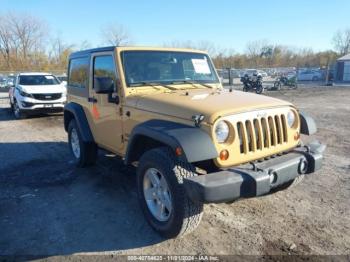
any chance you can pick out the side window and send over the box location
[93,55,117,90]
[68,57,89,88]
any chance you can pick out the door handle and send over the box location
[88,97,98,103]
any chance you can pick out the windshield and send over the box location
[121,51,219,87]
[19,75,60,85]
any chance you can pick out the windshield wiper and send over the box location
[129,81,177,91]
[171,80,214,89]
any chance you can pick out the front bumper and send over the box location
[184,141,326,203]
[17,96,66,111]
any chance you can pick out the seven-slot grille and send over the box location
[32,93,62,101]
[236,114,288,154]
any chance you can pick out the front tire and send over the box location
[13,100,26,119]
[137,147,203,238]
[284,174,304,188]
[68,119,97,167]
[273,175,305,192]
[256,83,264,94]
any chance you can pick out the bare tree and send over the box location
[79,40,92,50]
[49,35,74,69]
[8,13,47,61]
[0,15,13,68]
[163,40,220,57]
[101,24,131,46]
[245,40,269,67]
[332,28,350,55]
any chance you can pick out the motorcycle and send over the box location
[240,74,264,94]
[274,75,297,90]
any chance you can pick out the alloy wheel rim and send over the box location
[143,168,173,222]
[70,128,80,159]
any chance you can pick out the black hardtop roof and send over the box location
[69,46,116,59]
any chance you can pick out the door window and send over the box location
[68,57,89,89]
[93,55,117,90]
[344,61,350,81]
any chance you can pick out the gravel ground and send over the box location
[0,86,349,259]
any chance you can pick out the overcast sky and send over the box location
[1,0,349,52]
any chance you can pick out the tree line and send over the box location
[0,12,349,72]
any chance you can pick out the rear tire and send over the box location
[68,119,97,167]
[136,147,203,238]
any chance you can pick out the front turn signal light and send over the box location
[175,147,183,156]
[294,132,300,141]
[220,150,229,161]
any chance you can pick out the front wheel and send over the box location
[137,147,203,238]
[272,175,305,193]
[256,84,264,94]
[13,100,26,119]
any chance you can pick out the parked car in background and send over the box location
[243,69,268,78]
[6,77,15,88]
[56,74,67,86]
[9,72,67,119]
[297,70,323,81]
[216,69,241,79]
[257,70,268,77]
[0,78,7,88]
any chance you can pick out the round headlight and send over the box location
[215,120,230,143]
[287,110,296,127]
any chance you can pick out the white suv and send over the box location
[9,72,67,119]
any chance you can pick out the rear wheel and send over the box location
[68,119,97,167]
[137,147,203,238]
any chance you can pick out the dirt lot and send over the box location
[0,86,349,258]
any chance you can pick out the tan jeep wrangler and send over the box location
[64,46,325,238]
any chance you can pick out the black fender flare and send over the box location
[64,102,94,142]
[125,120,218,164]
[299,111,317,135]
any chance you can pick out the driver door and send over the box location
[88,52,123,153]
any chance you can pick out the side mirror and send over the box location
[94,77,114,94]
